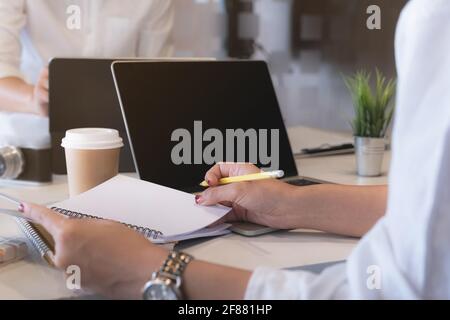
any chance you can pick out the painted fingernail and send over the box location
[18,203,24,213]
[207,180,211,186]
[195,195,203,204]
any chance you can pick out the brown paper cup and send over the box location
[62,128,124,197]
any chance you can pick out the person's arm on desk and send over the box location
[197,163,387,237]
[0,0,48,116]
[19,203,250,299]
[15,160,386,299]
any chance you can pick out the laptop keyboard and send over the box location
[286,179,321,187]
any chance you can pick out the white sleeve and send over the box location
[0,0,26,79]
[246,0,450,300]
[138,0,174,57]
[245,264,350,300]
[244,220,415,300]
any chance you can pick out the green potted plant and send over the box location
[345,69,396,177]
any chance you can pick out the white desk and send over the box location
[0,126,390,299]
[289,126,390,185]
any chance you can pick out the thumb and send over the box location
[20,203,65,235]
[39,68,49,89]
[197,183,245,206]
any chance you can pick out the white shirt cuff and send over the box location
[244,267,306,300]
[244,263,350,300]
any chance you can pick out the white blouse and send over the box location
[245,0,450,299]
[0,0,173,149]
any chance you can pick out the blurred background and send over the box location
[172,0,407,131]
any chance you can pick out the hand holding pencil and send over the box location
[196,163,296,230]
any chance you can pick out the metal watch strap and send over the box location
[159,251,194,278]
[142,251,194,300]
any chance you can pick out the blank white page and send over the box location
[52,175,230,237]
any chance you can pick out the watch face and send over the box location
[144,280,179,300]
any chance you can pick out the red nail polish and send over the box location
[18,203,24,213]
[195,195,200,203]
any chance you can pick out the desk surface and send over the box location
[0,126,390,299]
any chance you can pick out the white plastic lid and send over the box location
[61,128,124,150]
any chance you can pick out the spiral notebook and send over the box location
[15,175,232,263]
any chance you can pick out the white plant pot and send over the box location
[354,137,385,177]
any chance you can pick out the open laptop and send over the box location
[49,58,135,174]
[111,60,324,187]
[112,60,325,235]
[49,58,214,174]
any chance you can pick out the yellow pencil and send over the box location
[199,170,285,187]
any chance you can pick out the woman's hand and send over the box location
[196,163,299,229]
[28,68,49,116]
[198,163,388,237]
[20,203,168,299]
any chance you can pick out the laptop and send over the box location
[49,58,214,174]
[112,59,324,189]
[112,60,326,236]
[49,58,135,174]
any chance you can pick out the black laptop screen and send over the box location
[113,61,298,192]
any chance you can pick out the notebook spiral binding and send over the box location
[15,218,51,257]
[51,207,164,240]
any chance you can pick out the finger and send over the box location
[41,67,49,78]
[205,163,260,187]
[204,164,223,186]
[39,76,49,91]
[39,68,49,90]
[41,79,49,91]
[36,87,49,104]
[198,183,244,206]
[20,203,65,235]
[41,90,49,104]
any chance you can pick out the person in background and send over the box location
[0,0,173,148]
[17,0,450,299]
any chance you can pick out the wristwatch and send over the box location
[142,251,194,300]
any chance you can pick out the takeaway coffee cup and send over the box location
[61,128,124,197]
